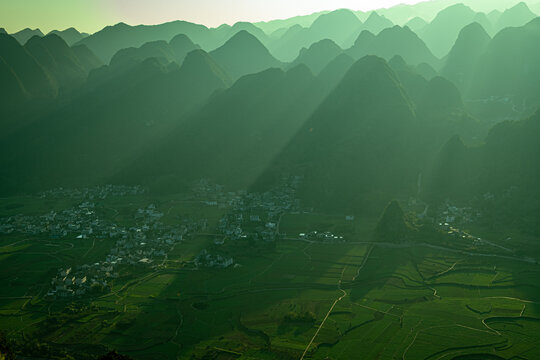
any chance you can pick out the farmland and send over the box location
[1,189,540,360]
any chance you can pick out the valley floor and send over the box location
[1,192,539,360]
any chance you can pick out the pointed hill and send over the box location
[420,4,477,58]
[470,18,540,102]
[488,10,503,25]
[317,53,355,90]
[257,56,419,211]
[24,34,90,91]
[170,34,200,61]
[472,12,494,35]
[343,11,393,49]
[289,39,342,74]
[116,65,323,190]
[0,28,6,35]
[441,22,491,94]
[495,2,537,32]
[348,26,438,67]
[405,17,428,33]
[269,9,362,62]
[48,28,88,46]
[0,49,230,193]
[269,24,308,62]
[374,201,415,243]
[255,11,327,35]
[362,11,394,34]
[388,55,430,106]
[210,30,281,81]
[0,33,56,99]
[209,22,270,50]
[309,9,363,47]
[11,28,44,45]
[426,110,540,228]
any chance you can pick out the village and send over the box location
[0,177,315,299]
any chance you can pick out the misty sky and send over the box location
[1,0,429,34]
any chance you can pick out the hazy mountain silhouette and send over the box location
[289,39,342,74]
[11,28,44,45]
[441,22,491,94]
[362,11,394,34]
[211,22,270,50]
[269,9,363,61]
[494,2,537,33]
[470,18,540,103]
[420,4,477,57]
[0,28,7,34]
[110,34,199,68]
[210,30,281,81]
[48,28,88,46]
[255,11,328,35]
[75,21,209,63]
[348,26,438,67]
[24,34,94,92]
[405,17,428,32]
[309,9,363,47]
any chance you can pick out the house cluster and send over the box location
[0,202,105,238]
[212,176,303,244]
[436,202,480,226]
[40,184,145,200]
[299,231,344,243]
[44,203,197,300]
[195,249,234,268]
[47,266,109,298]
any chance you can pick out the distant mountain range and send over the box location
[1,1,540,218]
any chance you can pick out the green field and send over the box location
[1,198,540,360]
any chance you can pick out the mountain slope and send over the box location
[258,56,419,211]
[48,28,88,46]
[0,50,230,194]
[75,21,209,63]
[470,18,540,104]
[210,30,281,81]
[441,22,491,94]
[348,26,438,67]
[11,28,44,45]
[110,34,199,68]
[289,39,342,74]
[117,65,326,191]
[495,2,537,32]
[0,34,56,99]
[24,34,90,91]
[420,4,477,57]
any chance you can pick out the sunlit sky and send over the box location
[0,0,430,34]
